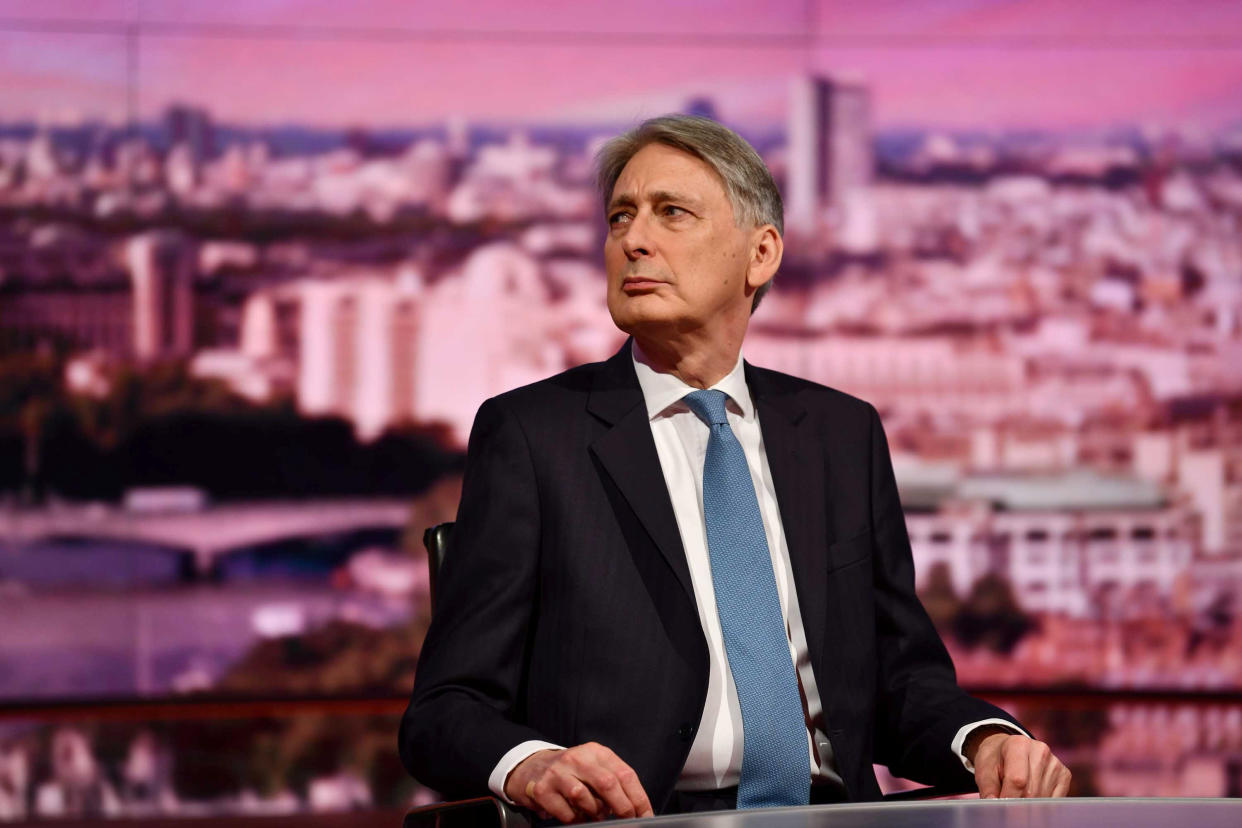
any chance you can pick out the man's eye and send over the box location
[608,212,631,226]
[662,205,686,217]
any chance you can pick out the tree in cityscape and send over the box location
[952,572,1038,655]
[917,561,963,634]
[0,355,462,501]
[162,618,428,805]
[1018,686,1112,752]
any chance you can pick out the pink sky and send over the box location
[0,0,1240,130]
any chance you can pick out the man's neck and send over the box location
[632,334,742,390]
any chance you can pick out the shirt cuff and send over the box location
[951,718,1031,773]
[488,740,566,804]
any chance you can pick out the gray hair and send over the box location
[595,114,783,312]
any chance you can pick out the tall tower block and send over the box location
[787,76,873,236]
[127,231,196,361]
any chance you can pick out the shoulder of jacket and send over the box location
[484,359,606,416]
[748,363,879,422]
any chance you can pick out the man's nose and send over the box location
[620,212,652,260]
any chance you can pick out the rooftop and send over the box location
[895,461,1167,512]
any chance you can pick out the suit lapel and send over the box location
[587,344,696,603]
[747,364,831,680]
[586,351,836,684]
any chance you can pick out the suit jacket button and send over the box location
[677,724,695,741]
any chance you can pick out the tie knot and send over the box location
[682,389,730,426]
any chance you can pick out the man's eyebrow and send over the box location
[607,190,702,211]
[607,193,637,212]
[648,190,701,207]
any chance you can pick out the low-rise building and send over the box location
[901,466,1192,617]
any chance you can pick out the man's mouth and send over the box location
[621,276,665,291]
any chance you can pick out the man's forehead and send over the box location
[610,143,726,205]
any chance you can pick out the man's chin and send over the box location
[609,308,677,340]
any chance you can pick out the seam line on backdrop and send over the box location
[0,17,1241,49]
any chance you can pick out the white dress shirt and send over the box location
[629,341,840,790]
[488,343,1021,800]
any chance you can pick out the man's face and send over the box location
[604,142,755,338]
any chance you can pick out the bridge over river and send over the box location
[0,498,416,577]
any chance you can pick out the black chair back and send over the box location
[422,521,455,611]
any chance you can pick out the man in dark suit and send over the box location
[400,115,1071,822]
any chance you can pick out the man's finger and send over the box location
[1040,760,1071,798]
[530,777,578,825]
[561,775,602,819]
[531,787,575,824]
[574,763,634,818]
[509,742,652,822]
[598,746,654,817]
[1052,765,1072,798]
[974,743,1003,799]
[997,740,1030,799]
[1023,742,1050,797]
[568,739,650,819]
[506,748,561,810]
[975,762,1003,798]
[1033,754,1064,798]
[617,764,654,817]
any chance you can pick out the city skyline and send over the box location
[2,1,1241,813]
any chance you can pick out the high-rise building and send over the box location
[127,231,196,361]
[683,96,719,122]
[258,270,424,441]
[224,249,610,444]
[164,105,215,163]
[786,75,874,246]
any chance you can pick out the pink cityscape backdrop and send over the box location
[1,0,1241,821]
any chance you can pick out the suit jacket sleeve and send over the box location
[399,396,548,798]
[865,403,1023,787]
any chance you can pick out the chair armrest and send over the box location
[405,795,533,828]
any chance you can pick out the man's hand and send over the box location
[505,742,654,823]
[967,729,1072,799]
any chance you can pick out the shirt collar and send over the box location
[631,339,755,422]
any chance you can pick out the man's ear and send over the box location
[746,224,783,292]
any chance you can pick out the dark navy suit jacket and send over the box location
[399,343,1020,811]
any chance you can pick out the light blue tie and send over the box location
[682,389,809,809]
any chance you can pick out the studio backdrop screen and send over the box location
[1,0,1241,820]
